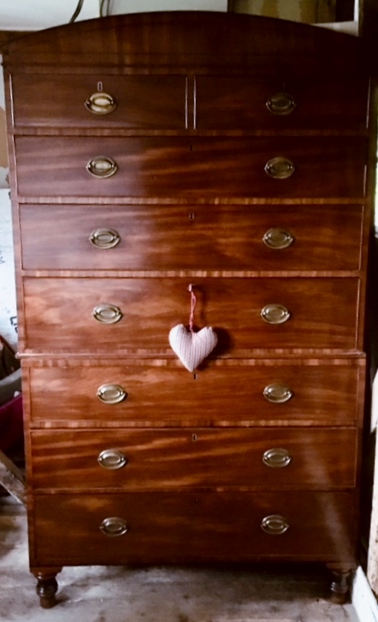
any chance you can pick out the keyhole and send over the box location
[97,81,103,92]
[192,434,198,442]
[188,212,195,221]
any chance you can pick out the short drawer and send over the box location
[22,277,360,353]
[30,428,358,492]
[14,136,367,198]
[19,204,364,272]
[11,74,187,129]
[195,77,370,131]
[30,492,357,566]
[27,359,363,427]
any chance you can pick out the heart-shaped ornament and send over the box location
[169,324,218,372]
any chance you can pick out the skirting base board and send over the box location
[352,567,378,622]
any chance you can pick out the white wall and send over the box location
[0,0,226,31]
[0,0,99,31]
[109,0,226,13]
[0,190,17,348]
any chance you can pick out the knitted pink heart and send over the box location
[169,324,218,372]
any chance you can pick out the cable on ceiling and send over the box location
[69,0,85,23]
[100,0,112,17]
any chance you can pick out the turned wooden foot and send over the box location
[32,568,62,608]
[327,565,355,604]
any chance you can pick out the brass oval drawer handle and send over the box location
[97,383,127,404]
[98,448,128,470]
[100,517,128,537]
[261,304,290,325]
[93,303,123,324]
[262,448,292,468]
[261,514,289,536]
[263,228,294,250]
[86,156,118,178]
[263,383,293,404]
[264,157,295,180]
[89,228,121,250]
[85,91,117,115]
[266,92,296,116]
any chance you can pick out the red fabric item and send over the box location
[0,394,24,458]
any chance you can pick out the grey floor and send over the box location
[0,494,360,622]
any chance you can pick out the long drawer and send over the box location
[30,492,357,566]
[22,277,360,353]
[30,428,358,492]
[11,74,369,131]
[14,136,367,198]
[19,204,364,272]
[26,360,363,427]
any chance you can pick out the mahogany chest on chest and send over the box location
[3,11,376,607]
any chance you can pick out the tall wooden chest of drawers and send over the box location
[3,12,376,607]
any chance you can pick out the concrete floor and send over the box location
[0,495,360,622]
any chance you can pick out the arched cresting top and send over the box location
[2,11,370,77]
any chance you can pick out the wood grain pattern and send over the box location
[195,77,370,131]
[19,204,364,273]
[30,427,357,492]
[3,12,368,77]
[10,74,369,132]
[22,277,360,353]
[3,11,375,595]
[14,136,367,199]
[0,31,26,52]
[30,491,357,566]
[27,360,362,427]
[11,74,187,130]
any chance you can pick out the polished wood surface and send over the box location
[14,136,367,199]
[3,12,368,76]
[30,427,357,491]
[22,276,360,353]
[11,74,187,130]
[19,203,364,272]
[11,74,369,132]
[4,11,375,604]
[30,492,357,566]
[26,359,362,427]
[195,77,370,131]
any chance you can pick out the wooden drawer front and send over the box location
[11,75,369,132]
[28,361,362,427]
[11,74,187,129]
[20,204,364,272]
[15,136,366,198]
[23,277,359,353]
[196,77,369,130]
[31,492,357,566]
[30,428,357,492]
